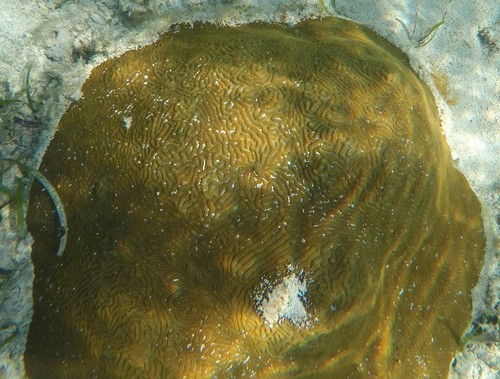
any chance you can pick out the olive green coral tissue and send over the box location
[26,17,484,378]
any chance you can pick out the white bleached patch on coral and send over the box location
[122,116,132,130]
[254,265,313,328]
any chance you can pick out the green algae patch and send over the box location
[26,17,484,378]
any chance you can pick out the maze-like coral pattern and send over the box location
[26,18,484,378]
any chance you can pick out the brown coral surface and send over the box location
[25,17,484,378]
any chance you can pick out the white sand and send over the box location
[0,1,497,378]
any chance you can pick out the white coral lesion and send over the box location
[253,265,314,328]
[122,116,132,130]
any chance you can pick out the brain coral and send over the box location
[26,17,485,378]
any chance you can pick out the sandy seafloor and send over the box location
[0,0,498,378]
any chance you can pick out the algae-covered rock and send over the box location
[26,17,484,378]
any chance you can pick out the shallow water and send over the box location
[25,17,485,378]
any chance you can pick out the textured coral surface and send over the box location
[25,18,484,378]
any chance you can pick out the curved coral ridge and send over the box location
[26,18,484,378]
